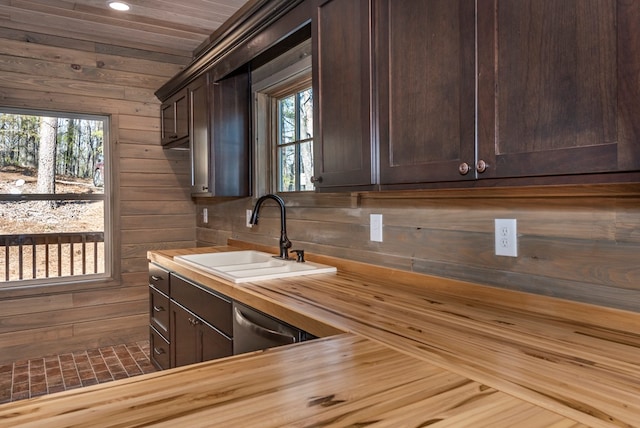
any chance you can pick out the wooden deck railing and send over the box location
[0,232,104,281]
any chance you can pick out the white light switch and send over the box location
[370,214,383,242]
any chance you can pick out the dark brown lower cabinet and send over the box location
[169,274,233,368]
[149,326,171,370]
[148,264,234,369]
[170,301,233,367]
[148,264,171,370]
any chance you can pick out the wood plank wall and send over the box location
[196,184,640,313]
[0,30,196,364]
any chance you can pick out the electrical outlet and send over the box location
[495,219,517,257]
[370,214,383,242]
[202,208,208,224]
[246,210,253,228]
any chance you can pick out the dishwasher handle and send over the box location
[233,306,297,345]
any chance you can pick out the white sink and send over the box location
[173,251,337,283]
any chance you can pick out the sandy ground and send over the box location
[0,167,104,234]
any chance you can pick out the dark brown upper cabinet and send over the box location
[312,0,375,190]
[189,75,210,195]
[161,88,189,148]
[476,0,640,179]
[210,69,251,197]
[160,70,250,198]
[377,0,477,185]
[314,0,640,189]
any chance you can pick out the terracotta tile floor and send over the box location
[0,341,156,404]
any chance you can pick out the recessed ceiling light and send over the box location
[108,2,130,11]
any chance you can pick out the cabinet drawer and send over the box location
[171,274,232,337]
[149,286,170,340]
[150,326,170,370]
[149,263,169,295]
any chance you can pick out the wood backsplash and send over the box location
[196,184,640,312]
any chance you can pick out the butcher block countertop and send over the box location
[2,241,639,427]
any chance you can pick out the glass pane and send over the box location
[0,200,105,281]
[298,89,313,139]
[0,115,104,195]
[278,96,295,145]
[0,111,107,283]
[277,145,296,192]
[299,140,314,191]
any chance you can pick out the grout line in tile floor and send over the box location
[0,341,156,404]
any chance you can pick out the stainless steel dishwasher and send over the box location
[232,301,315,355]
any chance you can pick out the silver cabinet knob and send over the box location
[458,162,470,175]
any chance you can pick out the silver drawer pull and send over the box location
[153,305,165,312]
[151,275,162,281]
[154,347,165,355]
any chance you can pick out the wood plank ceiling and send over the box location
[0,0,250,63]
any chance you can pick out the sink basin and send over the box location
[173,251,337,283]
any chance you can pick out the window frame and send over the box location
[0,107,112,289]
[252,53,312,196]
[274,84,314,192]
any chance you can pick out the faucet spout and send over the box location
[249,194,292,259]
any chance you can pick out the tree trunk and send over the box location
[37,117,57,207]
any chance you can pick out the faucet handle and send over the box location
[290,249,305,263]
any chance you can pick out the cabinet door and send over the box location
[161,89,189,146]
[160,102,175,145]
[312,0,374,190]
[171,302,199,367]
[477,0,640,179]
[200,321,233,362]
[211,70,251,196]
[171,302,232,368]
[377,0,476,185]
[189,76,210,194]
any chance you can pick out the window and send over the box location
[0,108,110,285]
[276,87,314,192]
[251,38,313,195]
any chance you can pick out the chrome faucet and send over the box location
[249,194,292,259]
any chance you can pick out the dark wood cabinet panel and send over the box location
[149,286,170,340]
[189,76,210,194]
[211,70,251,197]
[149,327,170,370]
[161,89,189,147]
[148,264,169,295]
[170,302,200,367]
[148,267,234,370]
[377,0,476,184]
[170,301,233,368]
[477,0,640,179]
[171,275,232,337]
[162,71,250,197]
[312,0,374,189]
[200,319,234,362]
[169,274,233,368]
